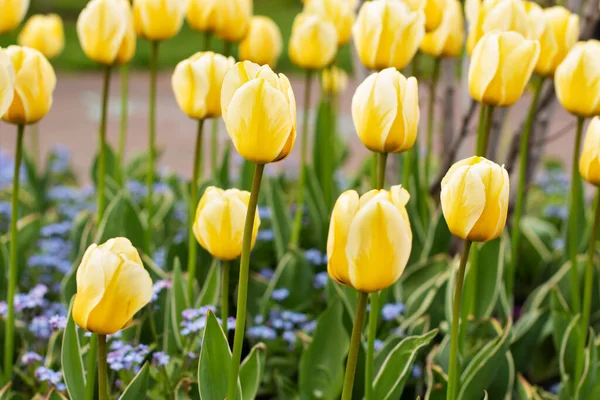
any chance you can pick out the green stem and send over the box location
[402,149,412,189]
[97,335,108,400]
[447,240,473,400]
[290,70,313,248]
[341,291,369,400]
[365,292,379,400]
[371,153,378,189]
[569,116,585,314]
[376,152,387,190]
[211,118,219,174]
[118,63,129,169]
[221,260,230,333]
[510,78,544,296]
[3,124,24,380]
[188,119,205,301]
[425,58,440,188]
[227,163,265,400]
[84,336,98,400]
[146,41,159,252]
[475,105,494,157]
[97,66,112,223]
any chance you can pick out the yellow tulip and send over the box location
[2,46,56,125]
[327,185,412,293]
[322,66,348,95]
[304,0,355,45]
[468,31,539,107]
[423,0,445,32]
[186,0,219,33]
[239,16,283,68]
[0,0,29,34]
[72,238,153,335]
[0,48,15,119]
[77,0,136,65]
[18,14,65,59]
[420,0,464,58]
[221,61,297,164]
[579,117,600,186]
[213,0,252,43]
[289,13,338,70]
[441,156,509,242]
[554,40,600,118]
[133,0,187,41]
[535,6,579,77]
[172,51,235,119]
[193,187,261,260]
[353,0,425,71]
[352,67,419,153]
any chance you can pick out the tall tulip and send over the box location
[0,0,29,34]
[18,14,65,60]
[535,6,579,77]
[303,0,355,45]
[0,49,14,118]
[213,0,252,44]
[186,0,219,34]
[239,16,283,68]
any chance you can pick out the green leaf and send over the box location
[470,238,505,319]
[263,177,291,260]
[120,362,150,400]
[425,345,448,400]
[261,251,314,313]
[239,159,254,191]
[94,192,147,254]
[240,343,267,400]
[61,297,86,400]
[195,259,221,308]
[421,209,452,259]
[305,165,329,249]
[216,144,231,188]
[91,143,122,188]
[558,315,581,393]
[486,351,515,400]
[510,310,549,372]
[170,258,190,349]
[312,97,336,209]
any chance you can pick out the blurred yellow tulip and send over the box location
[423,0,445,32]
[554,40,600,118]
[0,0,29,34]
[239,16,283,68]
[304,0,355,45]
[2,46,56,125]
[352,67,419,153]
[322,66,348,95]
[133,0,187,41]
[441,156,509,242]
[77,0,136,65]
[18,14,65,59]
[289,13,338,70]
[580,117,600,186]
[214,0,252,43]
[172,51,235,119]
[193,187,261,260]
[535,6,579,77]
[327,185,412,293]
[353,0,425,71]
[221,61,297,164]
[0,48,15,119]
[468,31,539,107]
[420,0,464,58]
[186,0,219,33]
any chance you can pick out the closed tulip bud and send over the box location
[239,16,283,68]
[221,61,297,164]
[352,68,419,153]
[18,15,64,59]
[172,51,235,119]
[73,238,153,335]
[554,40,600,118]
[289,13,338,70]
[423,0,445,32]
[77,0,136,65]
[0,49,15,118]
[468,31,539,107]
[133,0,187,41]
[322,66,348,95]
[304,0,355,45]
[2,46,56,125]
[353,0,425,71]
[535,6,579,77]
[327,185,412,293]
[579,117,600,186]
[193,187,261,260]
[441,156,509,242]
[420,0,464,58]
[213,0,252,43]
[0,0,29,34]
[186,0,219,33]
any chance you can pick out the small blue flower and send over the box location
[302,320,317,334]
[21,351,43,366]
[381,303,405,321]
[49,315,67,331]
[40,222,72,238]
[256,229,275,242]
[282,330,296,345]
[35,366,64,388]
[29,316,51,339]
[412,365,423,379]
[247,325,277,340]
[305,248,327,265]
[271,288,290,302]
[151,280,172,302]
[313,272,329,289]
[152,352,170,367]
[259,268,275,279]
[258,206,271,220]
[374,339,383,351]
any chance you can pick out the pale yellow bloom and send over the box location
[353,0,425,71]
[535,6,579,77]
[221,61,297,164]
[133,0,187,41]
[304,0,355,45]
[352,67,419,153]
[579,117,600,186]
[322,66,348,95]
[420,0,464,58]
[327,186,412,293]
[289,13,338,70]
[0,0,29,34]
[0,48,15,119]
[2,46,56,125]
[77,0,136,65]
[73,238,153,335]
[441,156,509,242]
[239,16,283,68]
[193,187,260,260]
[468,31,539,107]
[18,14,65,59]
[172,51,235,119]
[186,0,219,33]
[213,0,252,43]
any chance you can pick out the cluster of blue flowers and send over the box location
[35,366,66,391]
[381,302,406,321]
[151,280,172,302]
[247,307,315,347]
[0,149,25,190]
[107,340,150,372]
[180,306,234,337]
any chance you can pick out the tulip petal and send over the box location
[73,244,105,330]
[468,33,499,104]
[327,190,359,286]
[0,49,14,118]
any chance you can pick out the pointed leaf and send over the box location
[120,362,151,400]
[61,297,86,400]
[240,343,267,400]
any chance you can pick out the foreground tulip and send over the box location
[289,13,338,70]
[0,0,29,34]
[420,0,464,58]
[0,49,14,119]
[304,0,355,45]
[133,0,187,41]
[18,14,65,60]
[580,118,600,186]
[535,6,579,77]
[322,66,348,96]
[239,16,282,68]
[213,0,252,43]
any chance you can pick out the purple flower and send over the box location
[153,352,170,367]
[49,315,67,331]
[282,330,296,345]
[151,280,172,302]
[21,351,43,366]
[271,288,290,302]
[374,339,384,351]
[256,229,275,242]
[381,303,405,321]
[412,365,423,378]
[305,248,327,265]
[29,316,51,339]
[247,326,277,340]
[107,342,150,372]
[313,272,329,289]
[259,268,275,279]
[35,366,64,389]
[40,222,72,238]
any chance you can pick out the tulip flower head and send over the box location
[420,0,464,58]
[0,48,15,118]
[73,238,153,335]
[193,187,261,260]
[304,0,355,45]
[579,117,600,186]
[352,68,419,153]
[172,51,235,119]
[18,14,65,59]
[186,0,219,34]
[221,61,297,164]
[468,31,540,107]
[0,0,29,34]
[133,0,187,41]
[289,12,338,70]
[213,0,252,43]
[534,6,579,77]
[327,186,413,293]
[441,156,509,242]
[239,16,283,68]
[322,66,348,96]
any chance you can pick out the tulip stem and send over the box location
[402,150,412,189]
[146,40,159,252]
[371,153,378,189]
[84,336,98,400]
[227,163,265,400]
[221,260,230,333]
[341,291,368,400]
[365,292,379,400]
[117,63,129,174]
[509,77,544,297]
[475,105,494,157]
[211,118,219,174]
[97,335,109,400]
[447,240,473,400]
[188,119,205,301]
[425,58,441,189]
[291,70,313,248]
[3,124,24,380]
[97,65,112,224]
[376,152,387,190]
